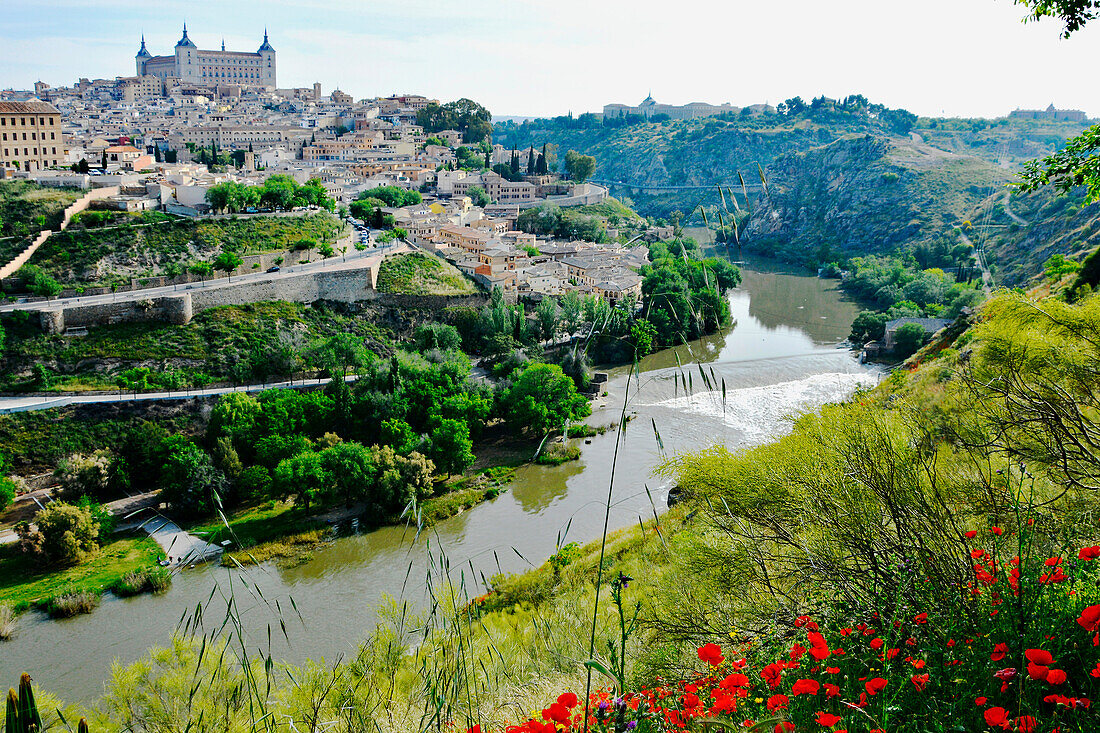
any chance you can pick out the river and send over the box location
[0,261,878,702]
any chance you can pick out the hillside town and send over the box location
[0,26,660,305]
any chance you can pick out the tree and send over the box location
[0,454,16,511]
[1015,0,1099,37]
[413,322,462,352]
[563,150,597,183]
[213,250,243,281]
[468,186,491,207]
[503,363,591,435]
[189,261,213,283]
[312,333,368,378]
[54,450,113,500]
[560,290,584,335]
[260,174,298,210]
[849,311,888,344]
[1044,253,1081,282]
[365,186,422,208]
[536,296,559,341]
[273,451,328,513]
[319,442,374,507]
[630,318,657,358]
[893,322,930,357]
[15,502,100,566]
[159,440,227,518]
[21,265,61,299]
[428,419,474,477]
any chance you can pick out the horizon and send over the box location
[2,0,1099,119]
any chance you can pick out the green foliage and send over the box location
[563,150,597,182]
[1014,0,1100,37]
[893,321,931,357]
[467,185,491,207]
[19,264,62,298]
[376,253,477,295]
[15,501,100,566]
[1018,123,1100,203]
[516,202,608,242]
[1044,252,1081,281]
[503,363,591,435]
[416,98,493,143]
[5,673,44,733]
[159,439,228,518]
[848,310,888,344]
[428,419,475,476]
[535,440,581,465]
[640,243,740,347]
[413,322,463,352]
[360,186,422,208]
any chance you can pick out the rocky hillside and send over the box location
[740,134,1010,264]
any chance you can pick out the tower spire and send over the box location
[221,38,225,51]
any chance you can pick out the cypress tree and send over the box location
[527,148,536,176]
[538,143,548,175]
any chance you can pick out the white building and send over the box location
[136,26,276,88]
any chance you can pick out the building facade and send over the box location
[603,95,737,120]
[0,100,65,173]
[136,26,276,88]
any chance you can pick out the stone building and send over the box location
[0,100,65,173]
[136,25,276,88]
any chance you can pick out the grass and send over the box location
[21,212,346,288]
[0,180,82,239]
[376,252,478,295]
[43,589,100,618]
[0,602,14,639]
[111,566,172,597]
[0,532,162,613]
[535,441,581,465]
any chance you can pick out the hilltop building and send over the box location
[603,95,737,121]
[1009,104,1087,123]
[136,25,276,88]
[0,100,65,173]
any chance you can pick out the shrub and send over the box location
[43,590,99,618]
[15,501,100,566]
[112,567,171,597]
[0,602,14,640]
[536,441,581,466]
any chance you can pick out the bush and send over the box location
[535,441,581,465]
[15,501,100,566]
[0,602,14,640]
[43,589,99,618]
[112,567,171,597]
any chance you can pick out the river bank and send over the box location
[0,261,876,702]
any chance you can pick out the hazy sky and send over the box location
[2,0,1097,119]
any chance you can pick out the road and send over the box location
[0,239,409,315]
[0,374,366,414]
[1003,191,1030,227]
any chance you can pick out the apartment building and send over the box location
[0,100,66,173]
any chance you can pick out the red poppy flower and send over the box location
[1078,605,1100,632]
[971,549,986,559]
[965,530,977,539]
[1045,668,1067,685]
[825,666,840,674]
[991,526,1004,536]
[823,683,840,698]
[990,643,1009,661]
[773,723,795,733]
[790,644,807,661]
[721,673,751,689]
[698,643,724,666]
[984,706,1010,730]
[815,712,842,727]
[864,678,888,696]
[468,726,482,733]
[869,638,884,651]
[543,702,571,724]
[792,679,820,696]
[1015,715,1036,733]
[1079,546,1100,561]
[976,697,988,706]
[1027,663,1050,681]
[761,664,783,689]
[681,693,701,710]
[1025,649,1054,666]
[1091,661,1100,678]
[912,612,928,624]
[766,694,789,711]
[911,673,929,691]
[557,692,578,708]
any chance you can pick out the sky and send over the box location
[1,0,1097,120]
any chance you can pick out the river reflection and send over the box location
[0,261,875,702]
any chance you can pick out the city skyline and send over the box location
[2,0,1099,119]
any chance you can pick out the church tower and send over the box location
[257,29,276,88]
[174,23,197,81]
[135,34,151,76]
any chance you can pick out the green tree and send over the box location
[428,419,475,476]
[503,363,591,435]
[0,454,16,511]
[213,250,243,281]
[893,322,930,357]
[563,150,597,183]
[159,440,227,518]
[413,323,463,352]
[21,265,62,299]
[189,261,213,283]
[272,451,328,513]
[15,502,100,566]
[849,311,888,344]
[630,318,657,357]
[319,442,374,507]
[467,185,491,207]
[1044,253,1081,282]
[536,296,559,341]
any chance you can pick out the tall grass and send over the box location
[0,602,15,640]
[43,590,99,618]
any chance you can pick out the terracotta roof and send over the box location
[0,100,60,114]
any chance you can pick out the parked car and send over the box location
[266,266,281,273]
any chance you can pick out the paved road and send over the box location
[1003,191,1029,227]
[0,240,409,315]
[0,374,365,414]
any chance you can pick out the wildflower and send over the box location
[983,706,1010,730]
[911,673,929,691]
[698,643,724,666]
[467,726,482,733]
[721,673,751,689]
[1078,546,1100,561]
[991,526,1004,536]
[790,644,807,661]
[792,679,820,696]
[773,723,795,733]
[557,693,578,709]
[869,638,884,651]
[976,697,988,706]
[912,612,928,624]
[766,694,789,711]
[681,693,701,710]
[990,643,1009,661]
[1015,715,1036,733]
[1045,668,1067,685]
[761,664,783,689]
[994,668,1017,692]
[965,530,978,539]
[1044,557,1063,567]
[815,712,842,727]
[825,667,840,674]
[824,683,840,698]
[1077,605,1100,632]
[864,678,888,696]
[542,703,571,724]
[1025,649,1054,666]
[808,631,830,660]
[1091,661,1100,678]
